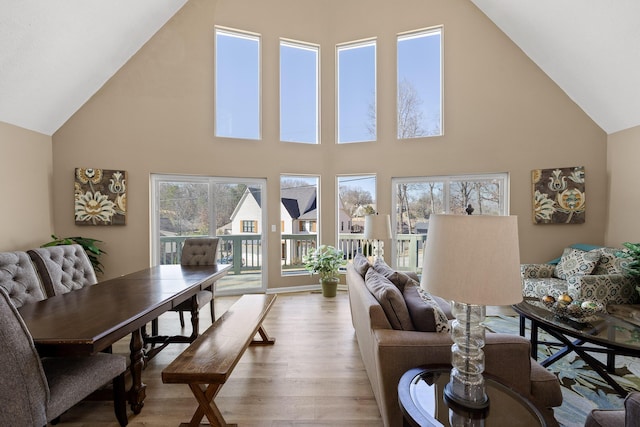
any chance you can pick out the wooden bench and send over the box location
[162,293,277,427]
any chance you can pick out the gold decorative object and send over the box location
[541,295,603,322]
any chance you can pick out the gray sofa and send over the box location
[346,259,563,427]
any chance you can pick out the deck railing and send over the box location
[159,233,427,274]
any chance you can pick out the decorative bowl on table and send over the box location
[540,294,604,323]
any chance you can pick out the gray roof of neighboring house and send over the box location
[281,187,316,220]
[241,185,317,220]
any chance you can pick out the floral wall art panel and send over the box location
[75,168,127,225]
[532,166,585,224]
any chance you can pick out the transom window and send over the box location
[280,40,319,144]
[215,27,261,140]
[397,27,443,138]
[337,40,377,144]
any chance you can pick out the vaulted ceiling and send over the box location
[1,0,638,136]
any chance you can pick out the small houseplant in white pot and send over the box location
[303,245,345,297]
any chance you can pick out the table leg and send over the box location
[538,325,628,397]
[530,320,539,360]
[607,351,616,373]
[128,328,147,414]
[189,298,200,342]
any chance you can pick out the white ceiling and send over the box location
[0,0,638,136]
[471,0,640,135]
[0,0,187,136]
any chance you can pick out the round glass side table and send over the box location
[398,366,547,427]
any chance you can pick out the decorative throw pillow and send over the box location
[365,268,415,330]
[372,258,411,292]
[352,253,370,278]
[403,281,451,333]
[554,247,599,280]
[592,247,626,275]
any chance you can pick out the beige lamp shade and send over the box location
[364,213,392,240]
[420,214,523,306]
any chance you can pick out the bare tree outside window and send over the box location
[392,175,507,272]
[397,79,427,139]
[397,27,442,139]
[449,180,502,216]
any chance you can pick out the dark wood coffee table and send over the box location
[398,366,547,426]
[513,297,640,396]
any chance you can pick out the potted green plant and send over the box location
[617,242,640,277]
[303,245,346,297]
[42,235,107,275]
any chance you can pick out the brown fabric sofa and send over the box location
[584,391,640,427]
[346,262,563,427]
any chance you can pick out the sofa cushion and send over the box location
[365,268,414,330]
[372,258,411,292]
[352,253,370,278]
[522,277,568,299]
[593,247,627,275]
[554,248,599,280]
[403,282,451,333]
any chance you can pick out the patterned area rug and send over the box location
[484,315,640,427]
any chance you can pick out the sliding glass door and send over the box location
[151,174,267,295]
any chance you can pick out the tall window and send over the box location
[397,27,442,138]
[280,40,319,144]
[337,40,377,143]
[280,175,319,276]
[215,28,261,140]
[392,173,508,271]
[337,174,376,258]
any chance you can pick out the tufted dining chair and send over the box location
[0,287,128,426]
[28,244,98,297]
[153,238,220,341]
[0,250,48,307]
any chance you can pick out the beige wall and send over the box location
[606,125,640,247]
[0,121,54,251]
[52,0,607,286]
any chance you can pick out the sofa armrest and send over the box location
[567,274,640,305]
[376,331,536,396]
[626,392,640,425]
[521,263,556,279]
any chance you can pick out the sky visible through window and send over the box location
[397,29,442,138]
[215,29,260,140]
[280,41,319,144]
[337,41,376,143]
[215,28,441,142]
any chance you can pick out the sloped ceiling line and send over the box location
[0,0,638,136]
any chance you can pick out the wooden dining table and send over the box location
[18,263,231,414]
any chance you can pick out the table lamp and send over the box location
[420,214,522,410]
[364,213,392,261]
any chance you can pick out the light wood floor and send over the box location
[54,290,384,426]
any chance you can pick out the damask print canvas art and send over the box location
[75,168,127,225]
[532,166,585,224]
